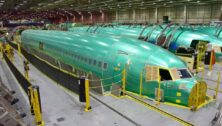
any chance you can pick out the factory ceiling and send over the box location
[0,0,221,20]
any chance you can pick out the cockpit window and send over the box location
[159,68,172,81]
[177,69,192,79]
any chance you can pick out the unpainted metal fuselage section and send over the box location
[21,30,207,107]
[68,24,222,62]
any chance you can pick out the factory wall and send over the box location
[114,3,222,24]
[71,11,113,24]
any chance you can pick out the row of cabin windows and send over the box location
[73,53,108,70]
[39,42,108,70]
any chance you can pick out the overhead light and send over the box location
[197,1,200,3]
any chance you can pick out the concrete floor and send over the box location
[1,49,222,126]
[0,58,34,126]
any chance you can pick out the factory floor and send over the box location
[0,49,222,126]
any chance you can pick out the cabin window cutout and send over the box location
[146,66,158,81]
[88,59,92,65]
[93,60,97,66]
[103,63,108,69]
[98,61,102,68]
[39,42,44,50]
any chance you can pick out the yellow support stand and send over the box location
[5,44,13,61]
[33,87,44,126]
[156,75,161,105]
[201,66,205,80]
[209,50,213,71]
[215,71,221,99]
[0,43,3,59]
[196,52,200,73]
[18,43,21,56]
[28,86,44,126]
[24,61,29,81]
[122,69,126,96]
[28,86,34,115]
[84,79,91,112]
[195,83,199,110]
[196,42,207,73]
[5,44,10,52]
[139,72,143,97]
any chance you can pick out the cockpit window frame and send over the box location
[158,67,174,82]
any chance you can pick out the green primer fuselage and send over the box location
[22,30,200,106]
[69,25,222,61]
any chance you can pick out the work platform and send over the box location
[0,48,222,126]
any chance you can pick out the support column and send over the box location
[210,4,213,21]
[116,10,119,23]
[81,14,83,23]
[155,7,158,23]
[184,5,187,24]
[101,12,104,23]
[133,9,136,23]
[90,13,93,24]
[73,15,75,22]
